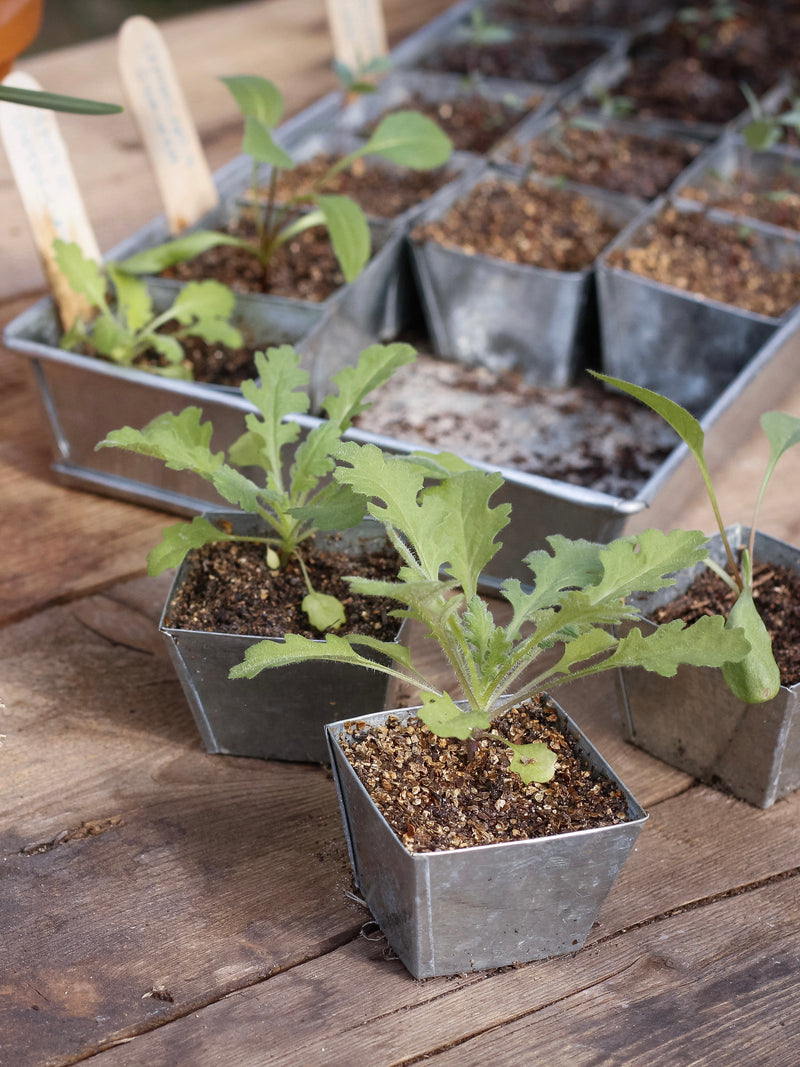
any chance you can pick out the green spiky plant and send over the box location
[230,443,752,783]
[55,239,242,379]
[593,372,800,703]
[117,74,452,288]
[96,342,415,632]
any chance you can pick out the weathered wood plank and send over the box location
[91,876,800,1066]
[3,579,799,1065]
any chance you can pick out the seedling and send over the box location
[333,55,392,97]
[456,8,515,46]
[54,239,242,379]
[231,444,750,782]
[593,372,800,703]
[118,75,452,287]
[96,342,415,631]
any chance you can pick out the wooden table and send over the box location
[2,3,800,1064]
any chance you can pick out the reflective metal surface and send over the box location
[326,700,647,978]
[161,516,408,763]
[617,525,800,808]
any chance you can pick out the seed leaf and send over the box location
[362,110,453,169]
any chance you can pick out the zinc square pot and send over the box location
[160,515,408,763]
[597,198,800,413]
[408,164,641,387]
[326,700,647,978]
[2,289,323,512]
[617,525,800,808]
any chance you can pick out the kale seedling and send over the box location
[594,372,800,702]
[118,75,453,288]
[96,342,415,631]
[333,55,392,98]
[231,444,750,782]
[55,239,243,379]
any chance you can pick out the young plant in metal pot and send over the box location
[96,342,416,763]
[118,74,453,293]
[595,371,800,807]
[54,239,243,380]
[230,441,751,977]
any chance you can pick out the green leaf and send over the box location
[752,411,800,529]
[240,347,309,488]
[0,85,123,114]
[210,465,265,513]
[149,333,184,365]
[604,615,750,677]
[591,371,704,457]
[721,580,781,702]
[506,741,558,784]
[221,75,284,125]
[171,279,235,325]
[107,265,151,332]
[149,516,236,576]
[547,628,618,678]
[54,240,107,309]
[323,343,417,428]
[302,591,346,632]
[417,691,489,739]
[290,482,366,532]
[229,631,407,680]
[742,118,781,152]
[91,317,132,361]
[361,110,453,169]
[316,194,371,283]
[242,116,295,169]
[287,421,338,497]
[119,231,253,274]
[96,407,223,476]
[590,528,710,603]
[423,468,509,598]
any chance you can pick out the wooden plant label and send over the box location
[0,70,101,329]
[324,0,388,73]
[118,15,217,234]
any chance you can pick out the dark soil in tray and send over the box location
[361,90,541,155]
[487,0,655,28]
[680,164,800,233]
[652,560,800,687]
[617,7,800,125]
[165,534,401,640]
[604,205,800,317]
[338,695,631,853]
[265,154,456,219]
[353,356,678,499]
[412,175,623,270]
[418,29,607,84]
[508,118,702,199]
[162,214,345,302]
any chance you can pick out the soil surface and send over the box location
[605,205,800,318]
[353,357,677,498]
[616,7,800,125]
[680,164,800,234]
[163,214,346,302]
[165,534,402,639]
[652,560,800,688]
[418,30,607,84]
[265,154,456,219]
[508,118,702,199]
[360,90,541,155]
[337,695,631,853]
[487,0,656,27]
[412,175,623,270]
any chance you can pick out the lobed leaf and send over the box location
[149,516,237,576]
[603,615,750,677]
[54,240,108,309]
[290,482,366,533]
[229,631,413,681]
[590,528,710,603]
[96,407,223,475]
[107,264,152,332]
[323,343,417,428]
[239,347,309,486]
